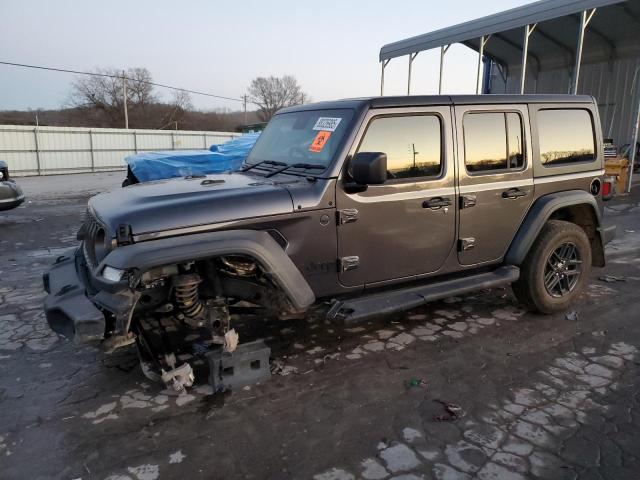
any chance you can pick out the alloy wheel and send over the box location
[543,242,582,298]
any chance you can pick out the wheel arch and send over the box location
[505,190,605,268]
[99,229,316,311]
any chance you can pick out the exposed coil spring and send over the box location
[172,274,204,318]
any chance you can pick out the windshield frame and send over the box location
[243,107,357,177]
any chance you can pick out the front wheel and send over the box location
[512,220,592,314]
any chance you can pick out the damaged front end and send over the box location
[43,213,308,394]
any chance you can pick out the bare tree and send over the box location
[125,68,156,105]
[156,90,193,130]
[248,75,305,121]
[69,67,196,129]
[69,67,156,126]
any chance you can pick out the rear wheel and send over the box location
[512,220,591,314]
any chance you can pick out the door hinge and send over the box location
[337,208,359,225]
[458,237,476,251]
[460,195,477,209]
[339,256,360,272]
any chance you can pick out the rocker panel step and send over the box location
[327,266,520,325]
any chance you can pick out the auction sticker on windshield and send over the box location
[313,117,342,132]
[309,131,331,153]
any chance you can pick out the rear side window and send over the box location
[537,109,596,166]
[357,115,442,180]
[464,112,524,173]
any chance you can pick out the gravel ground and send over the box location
[1,174,639,480]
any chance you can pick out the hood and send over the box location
[89,172,295,236]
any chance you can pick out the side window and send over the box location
[357,115,442,180]
[464,112,524,173]
[537,109,596,166]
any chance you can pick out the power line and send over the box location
[0,60,252,104]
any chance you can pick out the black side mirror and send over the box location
[351,152,387,185]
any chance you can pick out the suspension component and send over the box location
[220,256,258,277]
[172,273,205,322]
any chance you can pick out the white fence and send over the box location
[0,125,240,176]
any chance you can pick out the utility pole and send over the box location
[122,70,129,129]
[412,143,419,169]
[243,94,247,124]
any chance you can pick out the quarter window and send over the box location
[357,115,442,180]
[538,109,596,166]
[464,112,524,173]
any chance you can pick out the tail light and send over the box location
[601,176,615,201]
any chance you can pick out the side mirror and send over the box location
[351,152,387,185]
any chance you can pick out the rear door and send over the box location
[336,106,456,287]
[454,104,534,265]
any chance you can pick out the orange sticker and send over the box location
[309,130,331,153]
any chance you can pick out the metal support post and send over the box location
[243,95,247,124]
[122,71,129,129]
[33,127,41,175]
[627,99,639,193]
[476,36,490,94]
[572,9,596,94]
[380,59,390,96]
[407,53,419,95]
[438,45,451,94]
[520,23,537,94]
[88,130,95,172]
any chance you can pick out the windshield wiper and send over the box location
[265,163,325,178]
[240,160,286,172]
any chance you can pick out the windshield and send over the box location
[245,109,354,170]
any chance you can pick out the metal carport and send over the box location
[379,0,640,191]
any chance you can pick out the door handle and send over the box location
[502,188,527,199]
[423,197,452,209]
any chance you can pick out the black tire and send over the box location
[512,220,592,314]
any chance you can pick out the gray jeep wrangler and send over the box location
[43,94,615,391]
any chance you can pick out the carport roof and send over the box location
[379,0,639,67]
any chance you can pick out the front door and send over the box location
[336,107,456,287]
[454,104,534,265]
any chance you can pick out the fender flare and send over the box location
[99,229,315,310]
[505,190,604,266]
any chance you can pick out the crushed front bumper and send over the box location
[43,248,106,342]
[43,248,139,343]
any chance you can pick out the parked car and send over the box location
[43,94,615,392]
[122,133,260,186]
[0,160,25,212]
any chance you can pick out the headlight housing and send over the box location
[102,266,125,282]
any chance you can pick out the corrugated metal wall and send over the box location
[0,125,240,176]
[488,55,640,148]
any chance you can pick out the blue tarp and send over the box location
[125,132,260,183]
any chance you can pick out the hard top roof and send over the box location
[277,94,595,114]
